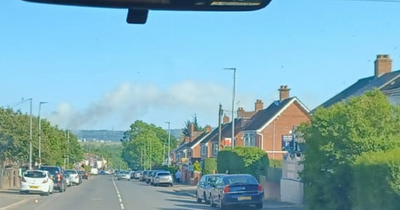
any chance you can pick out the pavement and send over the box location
[0,188,37,210]
[172,184,305,210]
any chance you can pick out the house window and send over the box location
[201,144,207,156]
[212,143,219,155]
[243,132,256,147]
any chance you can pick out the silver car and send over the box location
[152,171,173,187]
[117,171,131,181]
[196,174,227,204]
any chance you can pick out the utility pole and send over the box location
[163,144,166,165]
[165,122,171,166]
[218,104,223,153]
[67,131,70,166]
[150,137,152,170]
[28,98,33,169]
[224,68,236,150]
[38,101,47,167]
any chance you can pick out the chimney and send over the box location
[375,54,392,77]
[255,99,264,112]
[189,123,195,137]
[205,125,212,132]
[223,114,230,124]
[279,85,290,101]
[237,107,245,118]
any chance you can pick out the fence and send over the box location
[0,167,21,190]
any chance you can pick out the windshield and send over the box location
[65,170,77,174]
[24,171,46,178]
[3,1,400,209]
[226,175,258,185]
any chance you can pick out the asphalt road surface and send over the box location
[8,175,208,210]
[7,175,303,210]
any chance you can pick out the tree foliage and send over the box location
[300,89,400,210]
[0,107,82,168]
[202,158,217,175]
[217,147,268,180]
[181,114,204,137]
[121,120,178,170]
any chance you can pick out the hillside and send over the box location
[71,129,182,142]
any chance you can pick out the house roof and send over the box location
[200,126,221,144]
[317,70,400,109]
[244,97,309,132]
[186,131,211,149]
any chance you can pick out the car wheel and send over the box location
[255,202,263,209]
[219,196,227,210]
[210,195,216,207]
[203,192,209,204]
[196,191,202,203]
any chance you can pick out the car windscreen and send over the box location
[39,167,59,175]
[24,171,46,178]
[207,176,222,184]
[226,175,258,185]
[157,172,170,176]
[65,170,77,174]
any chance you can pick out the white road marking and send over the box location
[112,178,125,210]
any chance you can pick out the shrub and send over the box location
[193,160,201,172]
[202,158,217,175]
[352,149,400,210]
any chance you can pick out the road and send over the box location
[6,175,303,210]
[8,175,207,210]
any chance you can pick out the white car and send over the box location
[64,169,81,185]
[153,171,173,187]
[20,170,54,195]
[117,171,131,181]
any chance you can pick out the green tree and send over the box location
[300,89,400,210]
[193,160,201,172]
[0,107,83,168]
[181,114,204,138]
[121,120,178,170]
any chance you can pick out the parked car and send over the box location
[134,170,142,179]
[150,170,165,185]
[117,171,131,181]
[90,168,99,175]
[196,174,227,204]
[79,170,89,179]
[130,171,135,179]
[20,170,54,195]
[153,171,173,187]
[38,165,66,192]
[209,174,264,210]
[64,174,72,187]
[146,170,155,184]
[140,170,148,181]
[64,169,82,185]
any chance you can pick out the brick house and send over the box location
[316,54,400,109]
[242,86,310,160]
[172,124,212,164]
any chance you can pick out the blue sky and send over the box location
[1,0,400,131]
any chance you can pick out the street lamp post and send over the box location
[165,122,171,166]
[28,98,33,170]
[224,68,236,150]
[38,101,48,167]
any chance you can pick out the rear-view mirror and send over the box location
[22,0,273,24]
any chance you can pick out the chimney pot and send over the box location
[223,115,230,124]
[255,99,264,112]
[375,54,392,77]
[279,85,290,102]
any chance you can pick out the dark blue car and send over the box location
[210,174,264,209]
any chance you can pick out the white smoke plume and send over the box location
[47,80,255,130]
